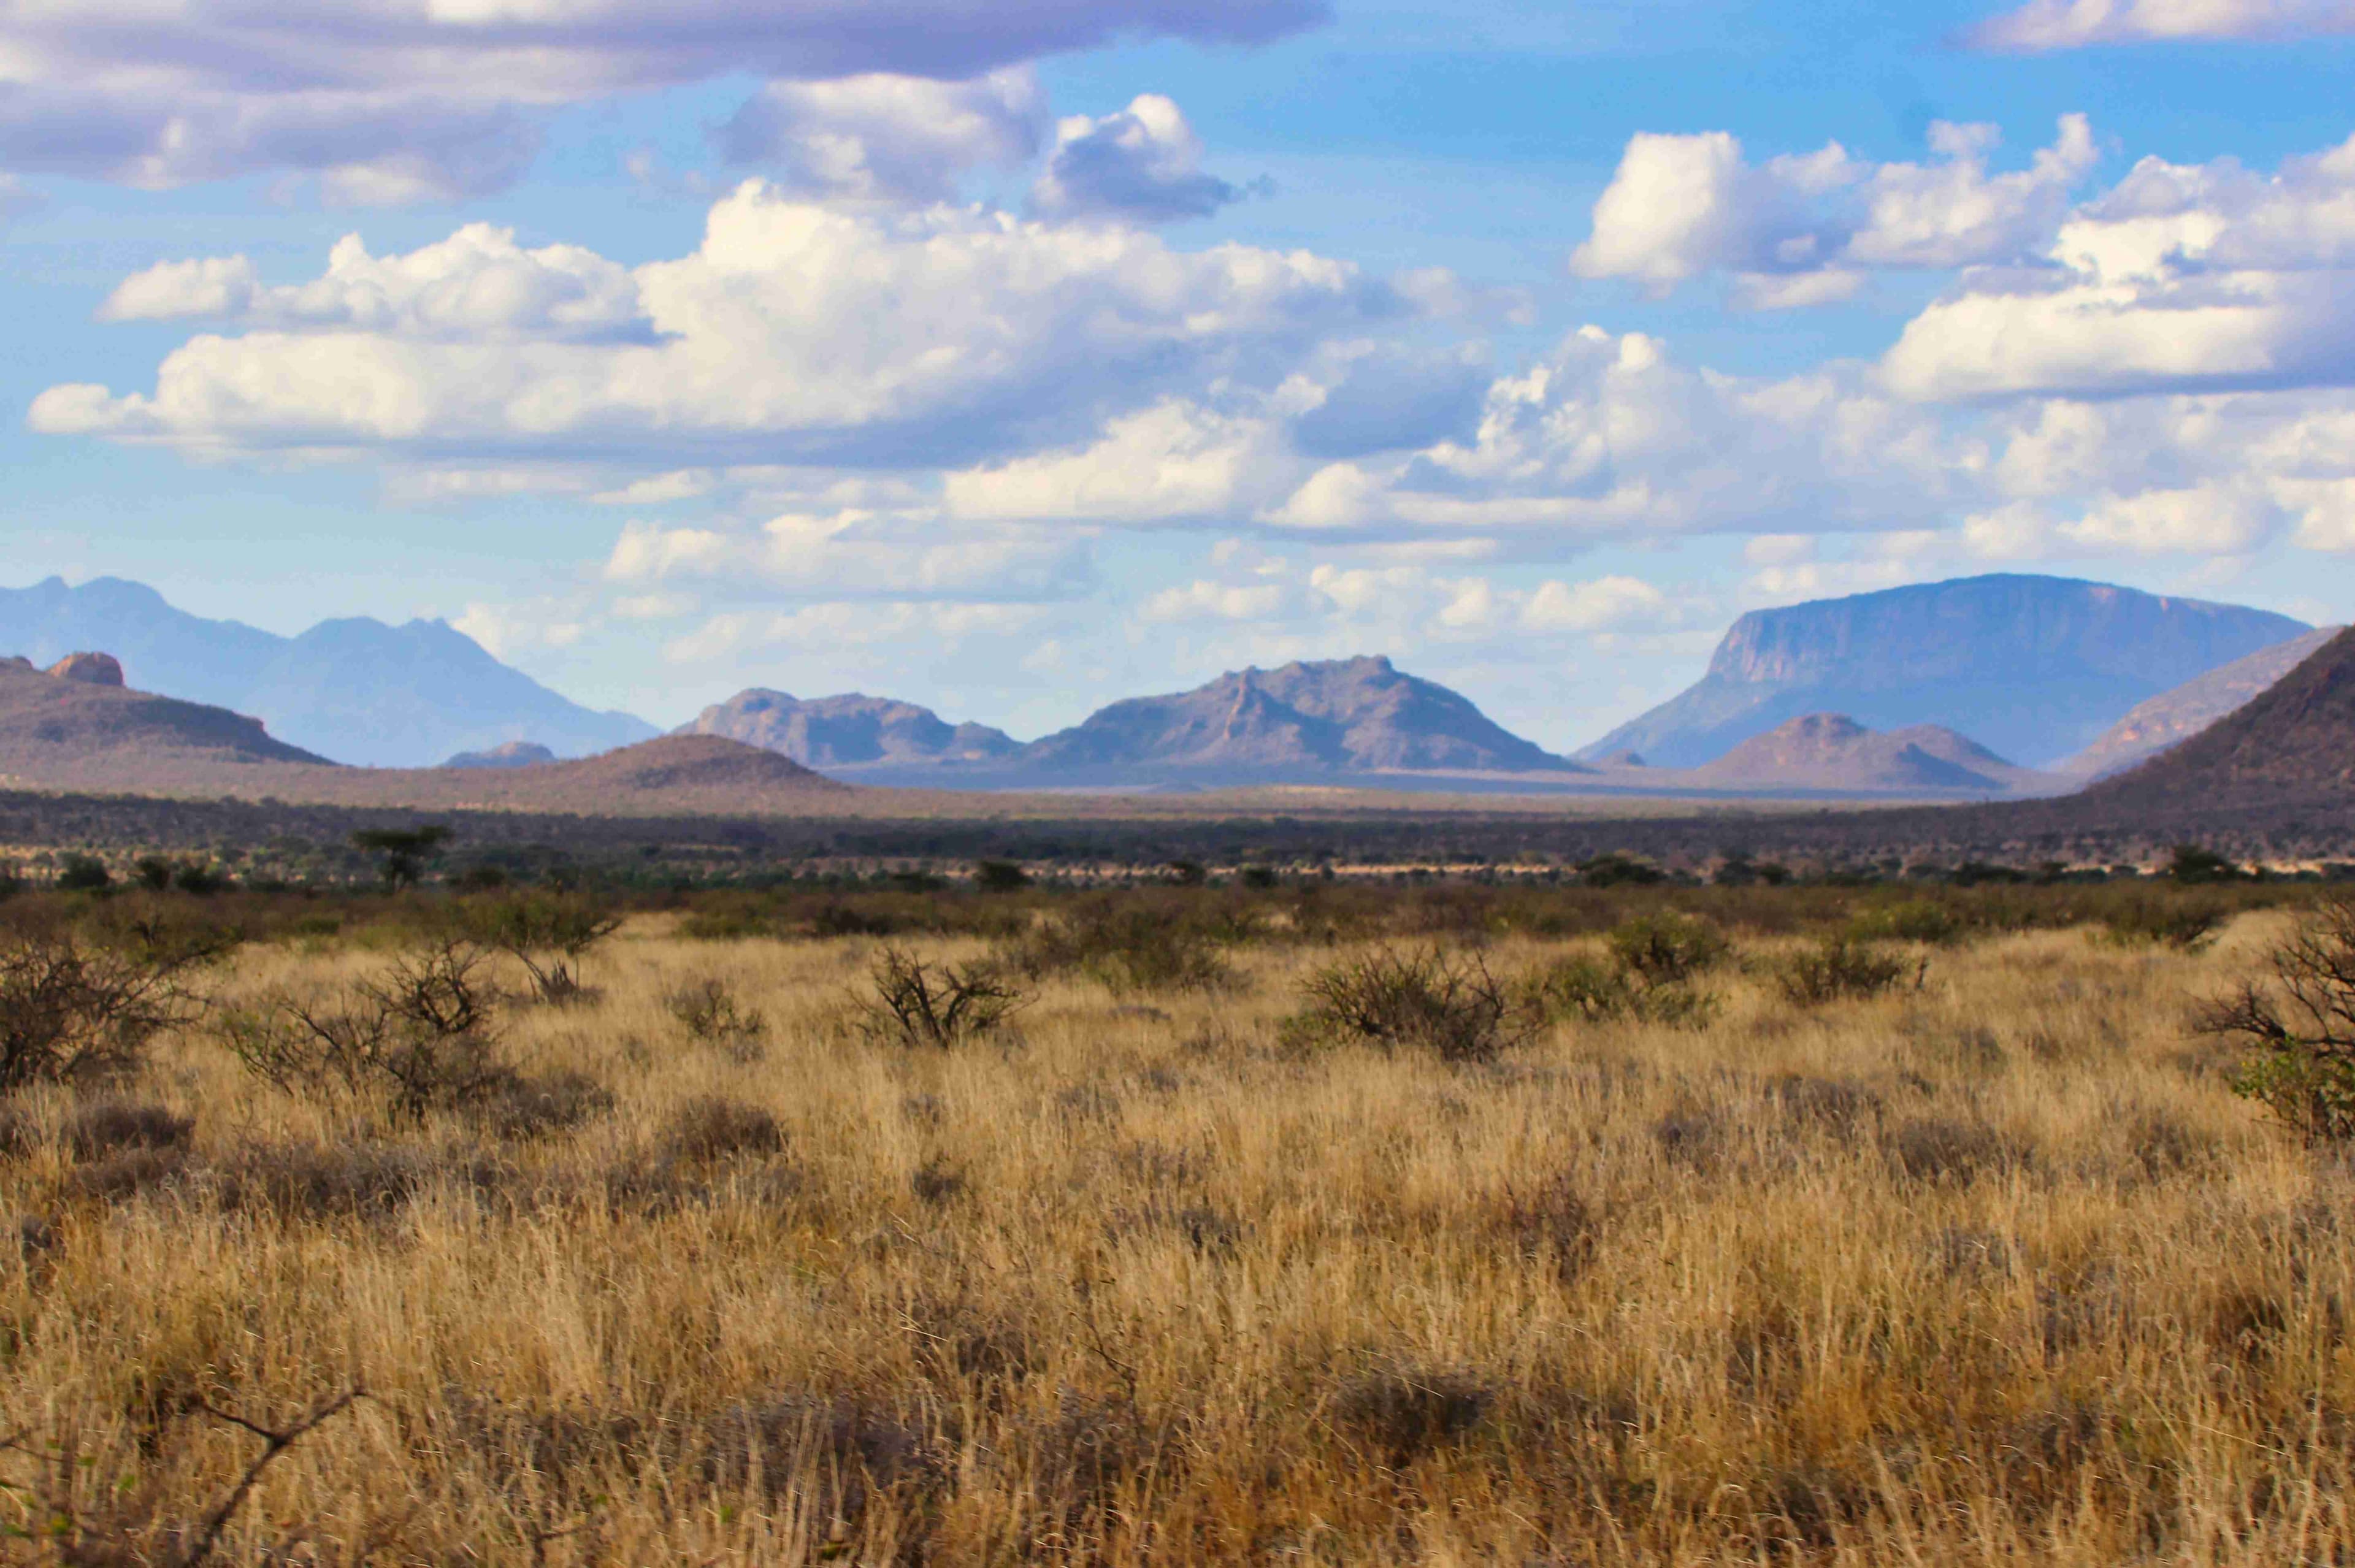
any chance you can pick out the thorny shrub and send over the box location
[2199,895,2355,1141]
[854,947,1028,1049]
[217,939,511,1122]
[1281,947,1537,1063]
[0,909,238,1088]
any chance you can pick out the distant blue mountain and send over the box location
[0,576,656,767]
[1577,574,2313,769]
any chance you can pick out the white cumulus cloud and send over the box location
[1570,117,2096,305]
[1882,134,2355,399]
[718,71,1045,202]
[1030,95,1239,223]
[34,180,1398,468]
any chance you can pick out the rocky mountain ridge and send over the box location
[0,576,656,767]
[681,690,1018,768]
[0,651,331,776]
[2057,626,2342,779]
[2083,626,2355,811]
[1579,574,2310,768]
[1011,656,1578,783]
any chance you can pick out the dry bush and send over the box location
[1773,936,1919,1006]
[1328,1365,1493,1464]
[1282,946,1537,1063]
[66,1100,194,1161]
[665,977,769,1059]
[216,938,510,1121]
[657,1096,786,1165]
[854,947,1027,1049]
[476,1069,613,1141]
[0,920,229,1087]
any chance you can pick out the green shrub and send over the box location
[1526,955,1635,1023]
[1847,898,1962,945]
[1001,902,1232,995]
[973,860,1031,892]
[2097,895,2229,952]
[458,891,621,1003]
[1282,947,1536,1063]
[1774,938,1917,1006]
[1524,914,1728,1031]
[2199,896,2355,1142]
[1606,912,1729,985]
[2168,845,2245,885]
[55,855,111,892]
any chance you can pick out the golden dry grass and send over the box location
[6,908,2353,1564]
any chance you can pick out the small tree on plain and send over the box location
[351,825,453,891]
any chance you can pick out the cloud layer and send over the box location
[37,182,1396,467]
[1972,0,2355,50]
[0,0,1322,198]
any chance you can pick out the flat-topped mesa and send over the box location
[46,651,124,686]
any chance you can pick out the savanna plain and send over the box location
[7,872,2355,1565]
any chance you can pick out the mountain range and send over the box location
[685,656,1582,788]
[0,576,656,767]
[2,569,2335,802]
[1579,575,2311,769]
[0,652,842,812]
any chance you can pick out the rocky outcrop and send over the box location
[444,740,557,770]
[1577,575,2310,769]
[46,651,124,686]
[0,655,328,770]
[680,690,1018,768]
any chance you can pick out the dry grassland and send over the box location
[5,902,2352,1564]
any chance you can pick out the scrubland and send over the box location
[3,879,2353,1564]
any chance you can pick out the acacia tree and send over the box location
[350,825,453,890]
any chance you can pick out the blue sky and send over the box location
[6,0,2355,752]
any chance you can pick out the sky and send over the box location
[6,0,2355,752]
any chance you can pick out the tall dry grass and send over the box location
[4,904,2352,1563]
